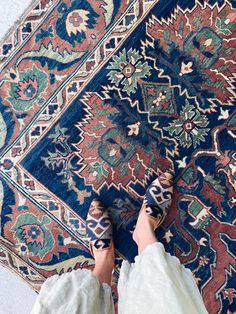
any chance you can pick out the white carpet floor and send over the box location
[0,266,37,314]
[0,2,39,312]
[0,0,34,41]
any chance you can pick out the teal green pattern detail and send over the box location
[8,65,48,112]
[107,48,151,95]
[164,100,210,148]
[0,112,7,149]
[12,213,54,258]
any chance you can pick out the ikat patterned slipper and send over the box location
[86,198,113,257]
[141,171,174,229]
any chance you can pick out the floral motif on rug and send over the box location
[0,1,236,313]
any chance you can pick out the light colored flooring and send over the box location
[0,0,34,40]
[0,1,39,313]
[0,266,37,314]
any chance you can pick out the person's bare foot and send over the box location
[133,205,158,255]
[86,199,115,285]
[92,242,115,285]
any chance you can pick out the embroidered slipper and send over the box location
[141,171,174,230]
[86,198,113,257]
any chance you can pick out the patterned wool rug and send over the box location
[0,0,235,313]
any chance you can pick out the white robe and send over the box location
[31,242,208,314]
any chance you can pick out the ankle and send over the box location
[93,263,114,285]
[133,217,155,242]
[94,258,115,271]
[133,217,157,254]
[94,249,114,267]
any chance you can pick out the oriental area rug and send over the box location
[0,0,236,313]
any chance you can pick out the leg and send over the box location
[133,171,174,254]
[132,207,158,255]
[92,243,115,285]
[118,172,208,314]
[86,198,115,286]
[32,199,116,314]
